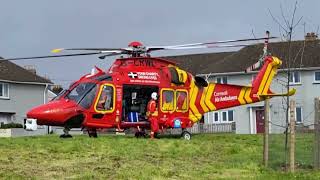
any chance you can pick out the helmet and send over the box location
[151,92,158,100]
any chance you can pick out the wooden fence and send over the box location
[167,122,235,135]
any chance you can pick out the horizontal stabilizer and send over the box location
[259,88,296,98]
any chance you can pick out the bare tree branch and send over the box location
[292,16,303,29]
[268,8,289,33]
[280,3,291,29]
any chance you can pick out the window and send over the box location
[66,82,95,103]
[95,84,115,113]
[315,71,320,82]
[176,90,188,112]
[161,89,174,111]
[295,107,303,123]
[222,111,227,122]
[0,83,9,98]
[216,76,228,84]
[228,110,234,122]
[289,71,301,84]
[79,85,97,109]
[221,110,234,122]
[214,112,219,123]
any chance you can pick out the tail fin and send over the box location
[250,56,282,96]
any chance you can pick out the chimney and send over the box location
[305,32,318,41]
[52,85,63,94]
[24,65,37,74]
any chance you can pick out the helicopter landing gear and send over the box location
[181,130,191,140]
[60,127,72,138]
[134,131,147,138]
[88,129,98,138]
[134,127,147,138]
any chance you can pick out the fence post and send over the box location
[314,97,320,169]
[289,100,296,172]
[263,98,270,167]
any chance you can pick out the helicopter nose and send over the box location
[27,100,80,126]
[27,105,60,125]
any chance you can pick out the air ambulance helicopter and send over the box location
[1,32,295,139]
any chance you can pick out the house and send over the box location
[168,37,320,134]
[0,58,52,131]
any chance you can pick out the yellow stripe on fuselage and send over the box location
[238,87,246,104]
[262,66,277,94]
[200,86,209,112]
[258,64,272,95]
[189,79,201,122]
[244,87,252,103]
[205,84,216,111]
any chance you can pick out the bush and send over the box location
[0,122,23,129]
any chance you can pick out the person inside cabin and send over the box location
[176,92,187,111]
[162,91,174,111]
[97,86,113,110]
[147,92,159,139]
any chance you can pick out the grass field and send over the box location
[0,133,319,179]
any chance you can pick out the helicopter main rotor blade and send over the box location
[147,44,248,51]
[51,48,125,53]
[146,36,277,52]
[98,52,124,59]
[0,52,107,61]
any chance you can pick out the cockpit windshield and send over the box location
[51,89,67,101]
[65,82,96,104]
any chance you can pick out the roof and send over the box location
[165,40,320,75]
[0,57,52,84]
[164,52,235,74]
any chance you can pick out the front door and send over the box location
[256,110,265,133]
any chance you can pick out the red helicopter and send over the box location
[2,32,295,139]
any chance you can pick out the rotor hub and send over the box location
[128,41,144,48]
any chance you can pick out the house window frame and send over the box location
[295,107,303,123]
[213,112,220,123]
[216,76,228,84]
[0,83,9,99]
[220,110,234,123]
[314,71,320,83]
[289,71,301,85]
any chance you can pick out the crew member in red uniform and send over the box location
[147,92,159,139]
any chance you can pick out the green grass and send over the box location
[0,134,319,179]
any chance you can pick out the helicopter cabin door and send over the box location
[175,89,188,115]
[160,88,189,128]
[87,83,116,127]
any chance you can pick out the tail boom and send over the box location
[188,56,295,123]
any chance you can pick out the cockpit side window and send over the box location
[79,85,97,109]
[94,84,115,113]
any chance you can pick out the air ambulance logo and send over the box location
[128,72,138,79]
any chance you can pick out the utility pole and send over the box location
[289,100,296,172]
[263,97,270,167]
[314,97,320,169]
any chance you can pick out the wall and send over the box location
[0,82,47,125]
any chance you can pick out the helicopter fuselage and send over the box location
[27,55,291,132]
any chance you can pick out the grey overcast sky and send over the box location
[0,0,319,87]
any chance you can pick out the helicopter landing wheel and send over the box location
[181,131,191,140]
[88,129,98,138]
[135,130,147,138]
[60,127,72,138]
